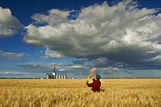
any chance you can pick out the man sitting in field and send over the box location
[86,74,101,92]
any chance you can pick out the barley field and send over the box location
[0,79,161,107]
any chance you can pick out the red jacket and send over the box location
[86,79,101,92]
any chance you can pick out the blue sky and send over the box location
[0,0,161,78]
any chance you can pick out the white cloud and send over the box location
[71,65,89,69]
[24,0,161,68]
[100,66,121,73]
[0,72,21,75]
[71,65,84,68]
[59,69,65,71]
[41,48,65,59]
[31,9,71,25]
[0,7,23,37]
[0,50,25,60]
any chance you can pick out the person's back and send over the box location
[86,78,101,92]
[86,74,101,92]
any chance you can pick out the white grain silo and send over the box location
[46,67,67,79]
[56,75,58,79]
[60,75,63,79]
[58,75,61,79]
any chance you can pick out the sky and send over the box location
[0,0,161,78]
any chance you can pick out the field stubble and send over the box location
[0,79,161,107]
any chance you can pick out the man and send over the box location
[86,74,101,92]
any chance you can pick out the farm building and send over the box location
[46,68,67,79]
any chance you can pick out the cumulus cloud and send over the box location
[0,50,25,60]
[0,7,23,37]
[40,48,65,59]
[32,9,71,25]
[24,0,161,69]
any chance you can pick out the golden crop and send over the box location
[88,68,96,80]
[0,79,161,107]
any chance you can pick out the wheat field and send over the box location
[0,79,161,107]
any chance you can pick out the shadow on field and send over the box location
[100,88,105,92]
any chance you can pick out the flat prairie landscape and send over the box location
[0,79,161,107]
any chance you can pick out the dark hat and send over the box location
[96,74,101,80]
